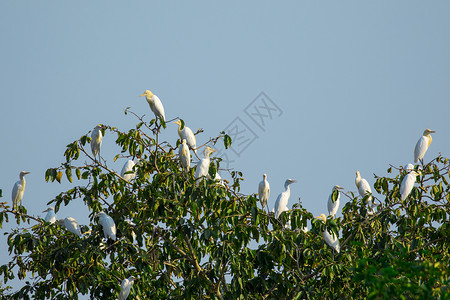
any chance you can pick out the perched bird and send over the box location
[12,171,30,210]
[173,120,197,155]
[258,174,270,210]
[355,171,377,214]
[139,90,165,122]
[43,207,56,224]
[405,163,415,173]
[119,276,137,300]
[120,160,136,182]
[124,220,136,243]
[414,129,435,164]
[327,185,343,217]
[214,172,225,186]
[400,170,421,201]
[283,206,291,229]
[97,212,117,241]
[194,146,216,179]
[274,179,297,219]
[316,214,340,253]
[91,125,103,160]
[179,139,191,171]
[57,217,83,238]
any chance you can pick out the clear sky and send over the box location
[1,0,450,294]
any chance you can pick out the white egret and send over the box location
[274,179,297,219]
[327,185,343,217]
[97,212,116,241]
[57,217,83,238]
[91,125,103,161]
[258,174,270,210]
[355,171,377,214]
[139,90,165,122]
[405,163,415,173]
[120,160,136,182]
[119,276,137,300]
[194,146,216,179]
[12,171,30,210]
[414,129,435,164]
[283,206,291,229]
[43,207,56,224]
[173,120,197,155]
[214,172,225,186]
[316,214,340,253]
[400,170,421,201]
[179,139,191,171]
[124,220,136,243]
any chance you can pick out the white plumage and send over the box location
[91,125,103,159]
[414,128,435,164]
[194,146,216,179]
[43,207,56,224]
[120,160,136,182]
[355,171,376,214]
[12,171,30,210]
[317,214,340,253]
[327,185,343,217]
[179,139,191,171]
[139,90,165,122]
[97,212,116,241]
[258,174,270,210]
[400,170,421,201]
[274,179,296,219]
[174,120,197,155]
[119,276,137,300]
[57,217,83,238]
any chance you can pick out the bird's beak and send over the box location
[139,93,145,97]
[430,130,436,133]
[24,172,31,175]
[337,186,344,190]
[291,180,297,183]
[211,149,217,153]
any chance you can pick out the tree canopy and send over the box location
[1,108,449,299]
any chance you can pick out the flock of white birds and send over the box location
[9,89,436,298]
[257,129,435,254]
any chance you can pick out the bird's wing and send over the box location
[258,181,264,198]
[118,279,129,300]
[400,173,416,200]
[12,181,20,203]
[183,127,197,149]
[101,216,117,235]
[327,194,334,215]
[152,95,165,121]
[274,192,287,218]
[414,136,428,163]
[359,179,372,196]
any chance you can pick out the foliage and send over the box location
[1,110,449,299]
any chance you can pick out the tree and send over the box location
[1,108,449,299]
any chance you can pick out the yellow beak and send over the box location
[139,93,146,97]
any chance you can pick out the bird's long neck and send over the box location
[284,184,291,196]
[426,134,432,147]
[355,176,361,189]
[21,176,26,188]
[177,126,183,139]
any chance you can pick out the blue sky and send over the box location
[1,0,450,293]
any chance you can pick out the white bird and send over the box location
[97,212,116,241]
[355,171,377,215]
[42,207,56,224]
[414,128,435,164]
[214,172,225,186]
[400,170,421,201]
[120,160,136,182]
[274,179,297,219]
[258,174,270,210]
[316,214,340,253]
[179,139,191,171]
[91,125,103,160]
[405,163,415,173]
[12,171,30,210]
[119,276,137,300]
[194,146,216,179]
[174,120,197,155]
[57,217,83,238]
[283,206,291,229]
[327,185,343,217]
[139,90,165,122]
[124,220,136,243]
